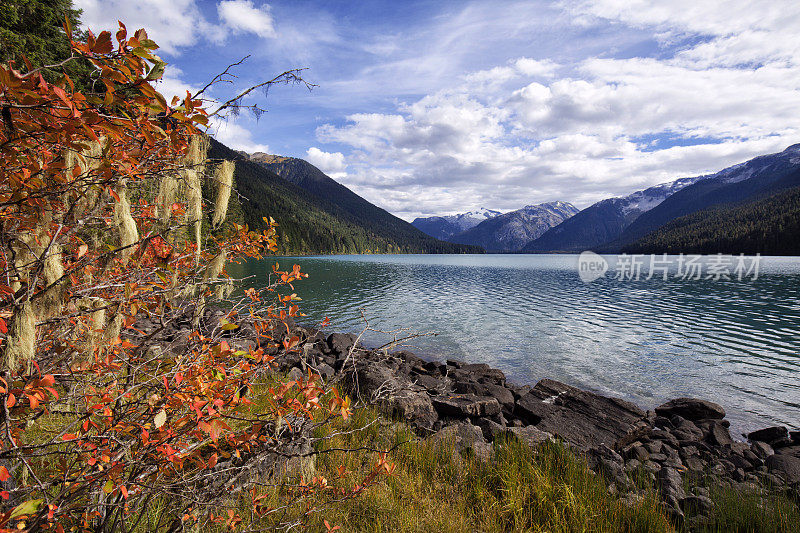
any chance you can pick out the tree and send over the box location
[0,20,388,532]
[0,0,93,88]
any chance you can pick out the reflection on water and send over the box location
[229,254,800,434]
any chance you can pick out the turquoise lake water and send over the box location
[229,254,800,435]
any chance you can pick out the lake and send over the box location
[229,254,800,435]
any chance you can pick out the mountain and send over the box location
[449,202,579,252]
[525,144,800,253]
[226,148,481,254]
[623,183,800,255]
[522,177,703,253]
[411,208,502,240]
[600,144,800,251]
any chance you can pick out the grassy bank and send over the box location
[225,399,799,532]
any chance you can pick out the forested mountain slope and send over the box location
[623,185,800,255]
[210,141,480,254]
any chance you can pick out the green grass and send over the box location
[231,406,674,532]
[18,382,800,532]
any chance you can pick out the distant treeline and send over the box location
[624,186,800,255]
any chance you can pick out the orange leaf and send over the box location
[6,393,15,408]
[93,31,114,54]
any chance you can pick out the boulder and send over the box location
[654,398,725,421]
[748,426,789,445]
[503,426,552,448]
[708,421,734,446]
[432,394,501,418]
[431,422,485,447]
[327,333,357,356]
[765,454,800,484]
[341,361,438,429]
[453,381,515,409]
[514,379,647,450]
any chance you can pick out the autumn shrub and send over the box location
[0,21,386,532]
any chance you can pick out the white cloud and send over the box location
[217,0,276,39]
[313,1,800,220]
[210,118,269,154]
[305,147,346,174]
[75,0,276,55]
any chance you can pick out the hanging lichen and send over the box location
[3,301,35,372]
[185,136,209,260]
[113,180,138,262]
[211,160,235,229]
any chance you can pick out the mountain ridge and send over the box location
[212,142,482,255]
[450,201,579,252]
[524,144,800,253]
[412,208,502,240]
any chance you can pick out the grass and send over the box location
[15,380,800,532]
[233,406,674,532]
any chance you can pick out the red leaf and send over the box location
[0,318,6,334]
[0,466,10,482]
[93,31,114,54]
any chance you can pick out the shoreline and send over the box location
[274,322,800,525]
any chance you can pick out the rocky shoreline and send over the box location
[132,308,800,529]
[275,324,800,528]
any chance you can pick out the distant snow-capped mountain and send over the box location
[412,207,502,240]
[525,143,800,253]
[450,201,579,252]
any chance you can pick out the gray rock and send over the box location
[681,494,713,514]
[342,362,438,428]
[645,441,663,454]
[288,366,304,382]
[432,394,501,418]
[751,441,775,459]
[777,445,800,458]
[327,332,356,356]
[655,398,725,421]
[514,379,647,451]
[748,426,789,444]
[765,454,800,484]
[474,418,507,442]
[503,426,553,447]
[625,458,641,472]
[317,363,335,380]
[659,466,686,512]
[431,422,485,448]
[453,381,515,409]
[684,456,705,472]
[709,420,734,446]
[411,373,447,392]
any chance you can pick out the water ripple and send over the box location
[229,254,800,434]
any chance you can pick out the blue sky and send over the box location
[76,0,800,220]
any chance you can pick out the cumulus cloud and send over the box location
[314,1,800,220]
[217,0,276,38]
[305,147,346,175]
[75,0,277,55]
[211,119,270,153]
